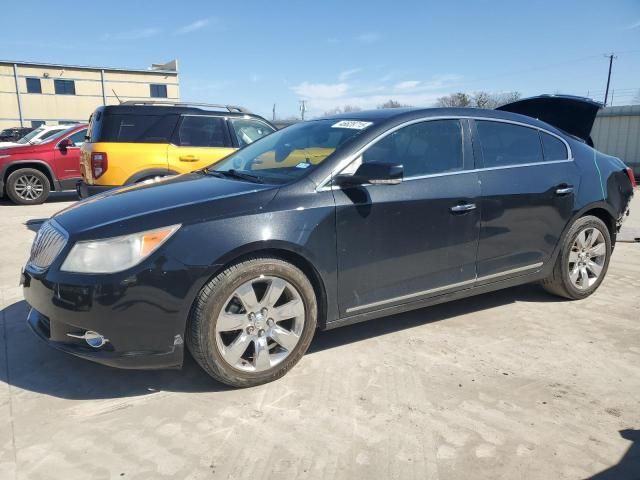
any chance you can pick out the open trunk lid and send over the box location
[497,95,602,144]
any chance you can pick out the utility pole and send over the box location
[272,104,276,122]
[299,100,306,121]
[603,53,617,106]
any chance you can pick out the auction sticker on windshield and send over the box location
[331,120,373,130]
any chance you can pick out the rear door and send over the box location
[53,128,87,182]
[472,119,578,283]
[167,115,236,173]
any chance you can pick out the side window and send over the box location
[177,116,227,147]
[67,129,87,147]
[230,119,275,147]
[541,132,568,161]
[476,121,543,167]
[362,119,463,177]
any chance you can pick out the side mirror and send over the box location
[335,162,403,186]
[58,138,73,150]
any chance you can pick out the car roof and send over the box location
[317,106,568,135]
[98,104,271,122]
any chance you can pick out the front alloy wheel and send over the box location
[187,256,317,387]
[216,276,305,372]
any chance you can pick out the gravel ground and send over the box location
[1,190,639,480]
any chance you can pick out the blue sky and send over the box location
[2,0,639,118]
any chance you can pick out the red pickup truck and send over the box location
[0,124,87,205]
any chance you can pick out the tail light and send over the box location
[626,167,637,189]
[91,152,108,179]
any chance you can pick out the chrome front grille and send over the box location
[28,221,68,272]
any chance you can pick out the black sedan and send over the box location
[22,95,635,387]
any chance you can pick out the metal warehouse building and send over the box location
[592,105,640,176]
[0,59,179,129]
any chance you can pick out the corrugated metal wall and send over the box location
[591,105,640,175]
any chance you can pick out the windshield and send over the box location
[16,127,45,144]
[209,119,373,183]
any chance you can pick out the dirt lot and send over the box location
[1,191,639,480]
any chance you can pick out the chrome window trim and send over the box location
[315,115,573,191]
[345,262,543,314]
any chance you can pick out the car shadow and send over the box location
[0,191,77,207]
[590,429,640,479]
[0,284,561,400]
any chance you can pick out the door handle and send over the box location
[555,185,574,195]
[450,203,477,213]
[179,155,200,162]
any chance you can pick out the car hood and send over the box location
[497,95,602,143]
[53,172,279,235]
[0,143,45,154]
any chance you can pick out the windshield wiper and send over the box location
[205,169,264,184]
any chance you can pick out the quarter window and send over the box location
[26,78,42,94]
[54,79,76,95]
[177,116,227,147]
[362,119,463,177]
[476,121,543,167]
[150,84,168,98]
[541,132,568,161]
[230,118,275,147]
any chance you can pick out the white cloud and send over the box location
[626,19,640,29]
[176,18,210,34]
[356,32,380,43]
[101,27,160,41]
[338,68,362,81]
[293,82,350,99]
[291,74,462,116]
[395,80,421,90]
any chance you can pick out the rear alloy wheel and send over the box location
[6,168,51,205]
[187,257,317,387]
[541,215,611,299]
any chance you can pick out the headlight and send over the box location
[60,224,180,273]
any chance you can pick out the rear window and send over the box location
[476,120,543,167]
[88,112,179,143]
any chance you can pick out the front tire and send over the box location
[6,168,50,205]
[541,215,611,299]
[187,256,317,387]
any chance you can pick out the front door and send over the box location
[472,119,578,282]
[53,128,86,182]
[334,119,481,316]
[167,115,236,173]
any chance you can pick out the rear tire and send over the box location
[541,215,611,299]
[187,256,317,387]
[6,168,51,205]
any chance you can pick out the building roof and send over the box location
[0,59,178,75]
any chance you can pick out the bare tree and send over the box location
[377,99,409,109]
[323,105,363,116]
[436,91,521,108]
[435,92,471,107]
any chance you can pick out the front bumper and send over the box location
[27,308,183,369]
[21,265,195,370]
[77,181,116,199]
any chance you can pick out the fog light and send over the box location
[67,330,109,348]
